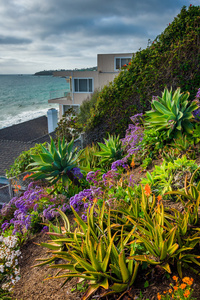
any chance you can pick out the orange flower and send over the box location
[144,184,151,197]
[130,158,135,168]
[172,276,178,282]
[180,283,187,290]
[168,289,172,294]
[23,174,29,181]
[182,277,193,285]
[23,173,33,181]
[93,198,98,204]
[157,293,161,300]
[183,290,190,298]
[173,286,178,291]
[157,195,162,202]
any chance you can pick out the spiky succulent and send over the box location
[146,87,199,138]
[29,137,80,186]
[94,134,123,168]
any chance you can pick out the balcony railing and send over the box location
[49,89,71,100]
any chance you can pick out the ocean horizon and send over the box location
[0,74,68,129]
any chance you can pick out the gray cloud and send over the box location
[0,0,199,73]
[0,35,32,45]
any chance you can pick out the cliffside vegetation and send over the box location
[82,5,200,139]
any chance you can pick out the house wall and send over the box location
[97,53,133,72]
[51,53,133,119]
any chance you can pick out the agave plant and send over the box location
[78,143,101,171]
[146,87,199,138]
[34,203,139,299]
[94,134,123,168]
[166,167,200,204]
[29,137,80,186]
[128,203,179,274]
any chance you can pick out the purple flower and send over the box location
[128,174,135,188]
[121,114,144,157]
[86,170,101,184]
[193,108,200,121]
[71,167,83,180]
[41,226,49,233]
[1,221,10,232]
[33,203,39,212]
[111,159,128,171]
[195,88,200,99]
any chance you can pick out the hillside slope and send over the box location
[85,5,200,142]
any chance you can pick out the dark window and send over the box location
[74,78,93,92]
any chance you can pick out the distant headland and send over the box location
[34,67,97,76]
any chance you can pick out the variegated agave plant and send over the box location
[146,87,199,138]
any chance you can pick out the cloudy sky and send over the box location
[0,0,199,74]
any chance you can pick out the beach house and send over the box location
[48,53,133,119]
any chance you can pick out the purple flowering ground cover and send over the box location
[0,181,70,235]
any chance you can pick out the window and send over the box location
[115,57,132,70]
[74,78,93,93]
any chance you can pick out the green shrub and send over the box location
[77,90,100,127]
[5,143,46,178]
[85,6,200,139]
[55,107,82,143]
[141,156,199,197]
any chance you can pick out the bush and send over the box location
[5,143,46,178]
[77,90,100,127]
[85,5,200,139]
[55,108,82,143]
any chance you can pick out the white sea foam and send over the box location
[0,106,58,129]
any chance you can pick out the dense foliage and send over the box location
[77,90,100,127]
[55,108,82,143]
[85,5,200,139]
[5,143,46,178]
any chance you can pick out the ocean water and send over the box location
[0,75,69,129]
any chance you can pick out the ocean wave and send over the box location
[0,107,58,129]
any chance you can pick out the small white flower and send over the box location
[0,264,4,273]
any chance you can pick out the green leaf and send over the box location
[119,251,130,283]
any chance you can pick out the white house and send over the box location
[48,53,133,119]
